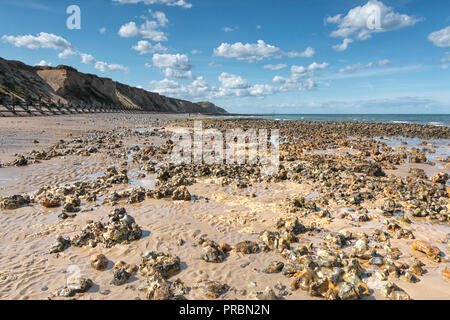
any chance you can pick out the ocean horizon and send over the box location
[223,114,450,127]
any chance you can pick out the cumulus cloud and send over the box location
[94,61,128,72]
[327,0,421,51]
[150,72,280,100]
[80,52,128,73]
[1,32,127,73]
[273,61,328,92]
[150,77,214,98]
[332,38,353,51]
[213,40,315,62]
[112,0,192,9]
[132,40,167,55]
[264,64,287,71]
[2,32,72,50]
[35,60,52,66]
[58,48,77,59]
[80,53,96,65]
[428,26,450,47]
[152,53,193,78]
[118,14,168,42]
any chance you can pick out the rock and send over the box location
[276,216,306,235]
[196,279,229,299]
[0,194,31,210]
[431,172,449,184]
[265,261,284,273]
[54,277,93,297]
[259,230,290,251]
[140,251,181,279]
[171,186,191,201]
[234,241,260,254]
[250,287,278,300]
[138,275,172,300]
[12,155,28,167]
[442,265,450,280]
[291,269,317,291]
[111,261,138,286]
[39,193,62,208]
[48,235,71,254]
[337,282,358,300]
[90,254,109,271]
[410,240,442,262]
[201,241,228,263]
[380,281,410,300]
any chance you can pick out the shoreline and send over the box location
[0,113,449,300]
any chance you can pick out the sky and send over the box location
[0,0,449,114]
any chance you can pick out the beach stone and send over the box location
[171,186,191,201]
[196,279,229,299]
[234,240,260,254]
[265,261,284,273]
[90,254,109,271]
[140,251,181,279]
[410,240,442,261]
[48,235,71,254]
[0,194,31,210]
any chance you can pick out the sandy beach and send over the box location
[0,113,449,300]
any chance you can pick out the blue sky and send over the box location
[0,0,449,114]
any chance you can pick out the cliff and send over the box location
[0,57,227,114]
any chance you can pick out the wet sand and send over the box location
[0,114,449,300]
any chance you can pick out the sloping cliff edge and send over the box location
[0,57,227,114]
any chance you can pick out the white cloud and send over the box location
[273,61,328,92]
[338,60,390,73]
[213,40,315,62]
[152,53,193,78]
[58,48,77,59]
[112,0,192,9]
[332,38,353,51]
[218,72,249,89]
[118,17,168,42]
[442,52,450,63]
[191,49,202,55]
[222,27,237,32]
[2,32,72,50]
[264,64,287,71]
[145,63,152,68]
[94,61,128,72]
[150,77,215,98]
[1,31,127,73]
[150,72,280,99]
[378,59,391,66]
[99,27,107,34]
[80,53,95,65]
[286,47,315,58]
[36,60,52,66]
[80,52,128,73]
[327,0,421,51]
[256,25,262,30]
[150,10,168,27]
[428,26,450,47]
[132,40,167,55]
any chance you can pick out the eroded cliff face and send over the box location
[0,57,227,114]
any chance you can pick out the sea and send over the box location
[224,114,450,127]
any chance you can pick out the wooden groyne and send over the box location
[0,104,146,117]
